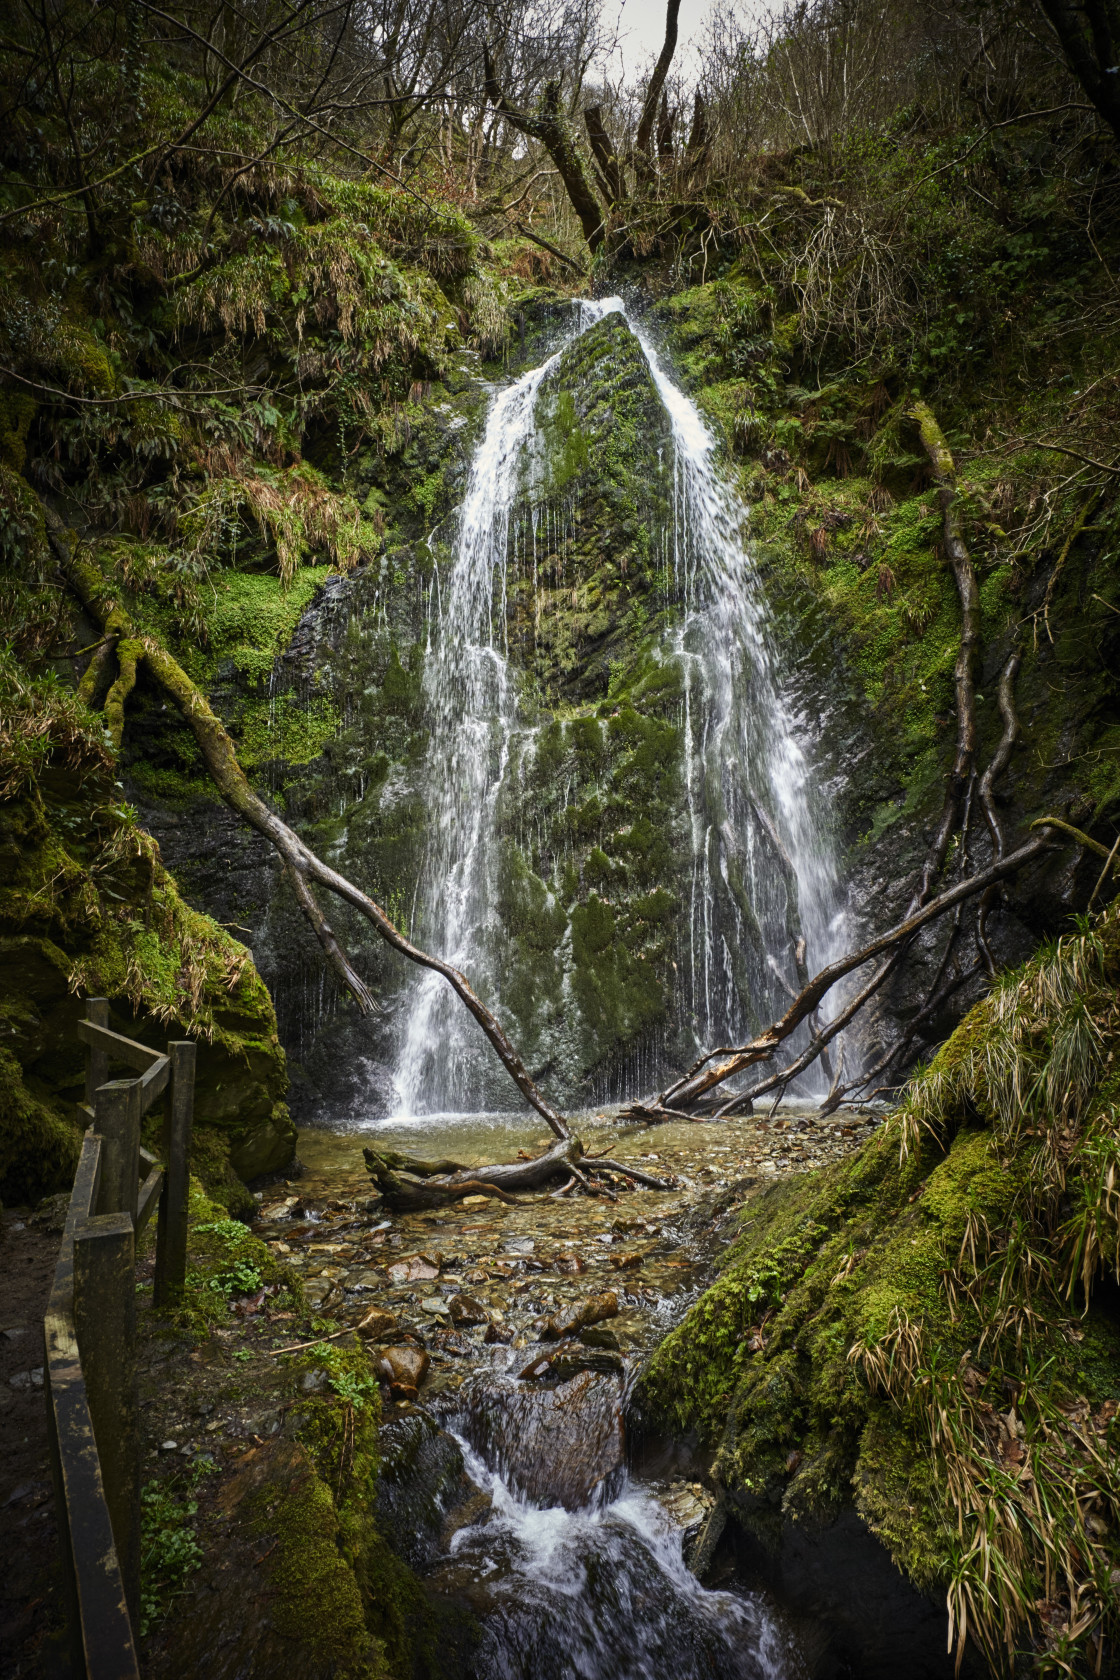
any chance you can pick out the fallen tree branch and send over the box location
[635,830,1056,1114]
[56,537,570,1140]
[513,220,586,275]
[713,941,912,1117]
[362,1136,673,1208]
[282,857,382,1017]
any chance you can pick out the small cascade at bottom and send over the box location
[421,1362,804,1680]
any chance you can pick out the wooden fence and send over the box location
[44,998,195,1680]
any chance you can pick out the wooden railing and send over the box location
[44,998,195,1680]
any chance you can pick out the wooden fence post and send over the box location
[73,1214,140,1630]
[154,1041,195,1306]
[84,998,110,1114]
[93,1081,141,1221]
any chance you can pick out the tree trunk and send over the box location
[1038,0,1120,141]
[634,0,682,181]
[483,51,605,251]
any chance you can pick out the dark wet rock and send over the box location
[576,1325,619,1350]
[544,1346,624,1381]
[720,1505,988,1680]
[448,1293,489,1327]
[376,1411,483,1574]
[355,1306,399,1339]
[456,1369,624,1509]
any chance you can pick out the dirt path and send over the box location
[0,1204,67,1680]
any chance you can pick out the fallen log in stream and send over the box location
[363,1137,673,1209]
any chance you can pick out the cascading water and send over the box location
[629,321,847,1077]
[440,1432,800,1680]
[393,299,845,1115]
[393,300,623,1115]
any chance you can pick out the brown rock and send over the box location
[356,1308,398,1339]
[448,1293,489,1328]
[377,1346,430,1390]
[554,1254,587,1275]
[386,1254,440,1284]
[483,1322,513,1345]
[541,1291,619,1341]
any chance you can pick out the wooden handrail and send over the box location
[45,999,196,1678]
[45,1133,141,1680]
[77,1018,165,1074]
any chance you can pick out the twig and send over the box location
[268,1327,355,1357]
[1088,835,1120,910]
[514,220,586,275]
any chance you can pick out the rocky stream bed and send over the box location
[129,1107,888,1680]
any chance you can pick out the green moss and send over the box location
[0,1043,82,1203]
[638,903,1120,1670]
[0,666,293,1194]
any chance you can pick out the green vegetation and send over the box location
[140,1465,211,1635]
[639,900,1120,1674]
[0,657,293,1201]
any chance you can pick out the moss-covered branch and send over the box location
[910,400,982,909]
[57,538,570,1139]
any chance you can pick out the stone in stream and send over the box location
[378,1345,430,1398]
[449,1293,489,1328]
[538,1290,618,1342]
[386,1253,441,1284]
[457,1368,624,1509]
[376,1411,488,1574]
[356,1307,398,1339]
[521,1345,624,1381]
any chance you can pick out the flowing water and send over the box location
[393,299,845,1115]
[438,1433,798,1680]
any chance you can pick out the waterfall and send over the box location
[392,300,844,1116]
[629,321,847,1075]
[392,300,623,1114]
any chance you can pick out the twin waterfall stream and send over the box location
[360,300,845,1677]
[393,297,844,1117]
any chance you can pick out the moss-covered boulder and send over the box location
[637,900,1120,1675]
[0,661,294,1202]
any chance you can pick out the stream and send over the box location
[256,1107,881,1678]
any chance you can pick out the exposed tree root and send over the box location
[56,537,571,1140]
[908,400,982,912]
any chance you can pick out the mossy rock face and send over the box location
[0,741,294,1201]
[509,310,675,702]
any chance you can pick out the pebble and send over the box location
[160,1440,178,1452]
